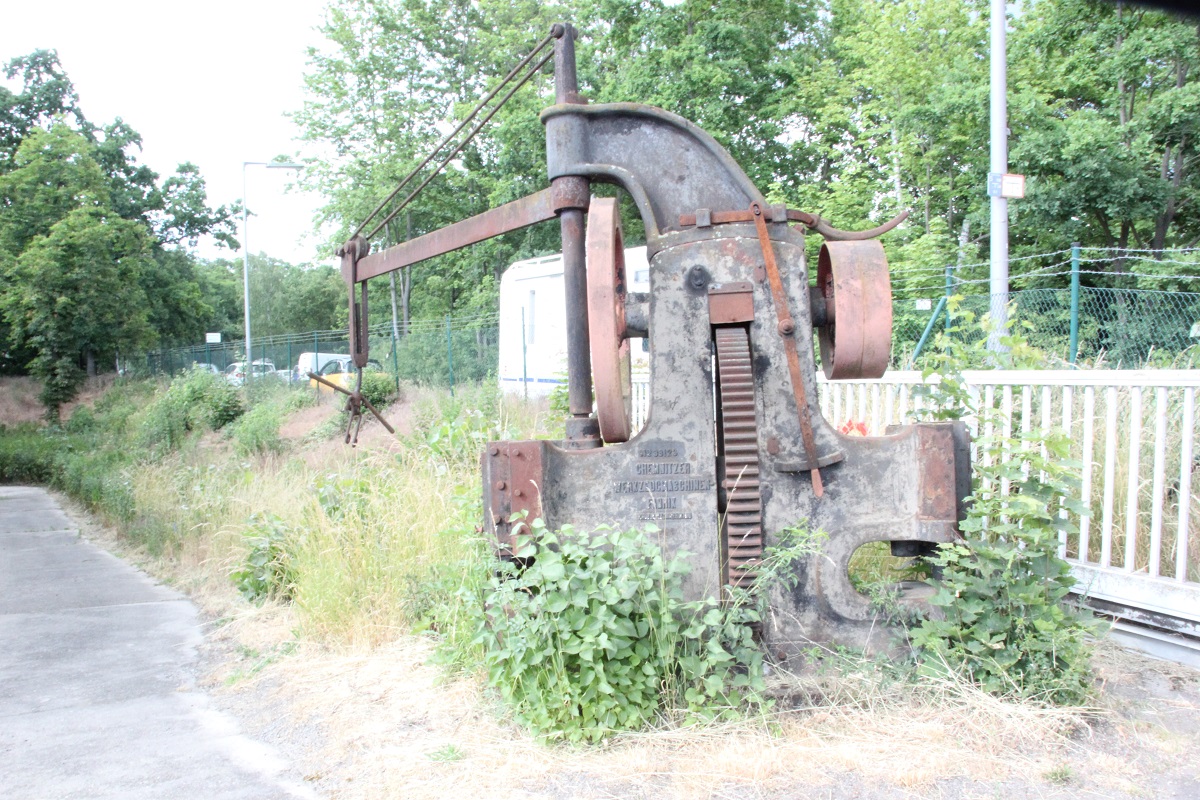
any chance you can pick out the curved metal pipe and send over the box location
[808,210,908,241]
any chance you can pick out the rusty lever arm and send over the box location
[353,187,561,283]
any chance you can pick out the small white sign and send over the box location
[1190,321,1200,339]
[1001,173,1026,199]
[915,298,933,311]
[205,332,222,344]
[987,173,1026,199]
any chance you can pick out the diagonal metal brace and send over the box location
[308,371,395,446]
[749,202,824,498]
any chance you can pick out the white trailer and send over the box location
[499,247,649,398]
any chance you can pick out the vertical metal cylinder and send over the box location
[1070,242,1081,365]
[561,208,593,416]
[987,0,1009,354]
[553,23,579,104]
[551,22,596,431]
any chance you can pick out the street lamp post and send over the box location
[242,160,303,383]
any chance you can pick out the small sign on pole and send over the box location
[988,172,1026,199]
[914,298,933,311]
[205,332,221,344]
[1001,173,1026,198]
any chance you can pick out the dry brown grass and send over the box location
[0,374,119,425]
[203,626,1125,800]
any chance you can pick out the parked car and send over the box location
[224,359,277,386]
[292,352,351,382]
[309,358,384,393]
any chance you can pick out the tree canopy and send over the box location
[297,0,1200,323]
[0,50,240,413]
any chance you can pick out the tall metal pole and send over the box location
[1069,242,1081,365]
[988,0,1009,354]
[552,23,598,447]
[944,264,954,334]
[521,307,529,400]
[242,161,304,385]
[242,163,252,376]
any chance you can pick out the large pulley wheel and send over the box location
[816,240,893,379]
[586,196,632,443]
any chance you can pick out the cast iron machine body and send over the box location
[334,25,970,654]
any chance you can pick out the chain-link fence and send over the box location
[147,287,1198,385]
[144,312,500,387]
[892,287,1200,367]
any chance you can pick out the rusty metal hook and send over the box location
[307,371,396,446]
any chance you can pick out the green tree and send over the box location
[0,51,240,396]
[1010,0,1200,259]
[2,207,154,413]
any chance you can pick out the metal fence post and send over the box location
[391,324,399,394]
[944,264,953,333]
[521,307,528,400]
[909,296,948,368]
[1070,242,1081,365]
[446,314,455,395]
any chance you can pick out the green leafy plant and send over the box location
[0,424,58,483]
[548,373,569,418]
[138,367,245,455]
[360,371,399,408]
[225,402,284,456]
[422,408,507,468]
[230,512,296,603]
[477,520,767,743]
[910,301,1098,705]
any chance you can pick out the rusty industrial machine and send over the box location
[328,24,970,654]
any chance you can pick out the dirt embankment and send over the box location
[0,375,117,425]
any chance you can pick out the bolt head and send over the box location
[495,481,507,491]
[490,446,500,456]
[778,318,796,336]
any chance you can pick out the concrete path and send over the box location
[0,486,316,800]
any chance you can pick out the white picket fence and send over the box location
[632,369,1200,639]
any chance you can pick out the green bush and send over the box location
[360,371,398,408]
[226,403,283,456]
[422,408,506,468]
[138,368,245,455]
[53,445,135,521]
[478,521,765,743]
[0,425,58,483]
[911,429,1096,704]
[910,300,1098,705]
[230,513,296,603]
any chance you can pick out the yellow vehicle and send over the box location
[309,357,384,393]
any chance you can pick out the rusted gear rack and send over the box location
[715,327,762,591]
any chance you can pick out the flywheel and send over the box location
[715,326,763,591]
[816,240,893,379]
[586,196,633,443]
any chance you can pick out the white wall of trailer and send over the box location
[499,247,650,398]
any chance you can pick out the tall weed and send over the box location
[911,300,1098,705]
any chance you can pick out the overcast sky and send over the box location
[1,0,332,266]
